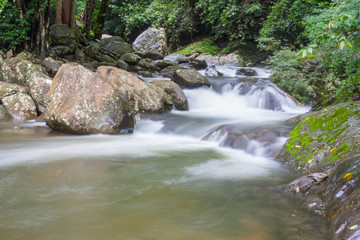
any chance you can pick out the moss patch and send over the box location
[175,38,220,55]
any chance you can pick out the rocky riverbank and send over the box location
[277,102,360,239]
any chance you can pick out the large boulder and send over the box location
[173,69,211,88]
[28,72,52,113]
[0,81,37,120]
[44,63,134,134]
[120,53,141,65]
[84,42,119,66]
[159,65,184,79]
[151,80,189,111]
[277,102,360,240]
[0,52,47,86]
[99,36,133,57]
[236,68,257,76]
[49,24,76,55]
[132,28,168,56]
[96,66,169,113]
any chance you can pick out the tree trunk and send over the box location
[15,0,29,50]
[38,1,50,58]
[70,0,77,31]
[83,0,96,39]
[95,0,110,39]
[56,0,63,24]
[62,0,72,26]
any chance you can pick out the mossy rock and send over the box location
[278,102,360,173]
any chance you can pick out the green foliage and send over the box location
[175,38,219,55]
[258,0,331,51]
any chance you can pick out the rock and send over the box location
[153,60,178,70]
[278,102,360,240]
[189,59,208,70]
[0,105,11,120]
[101,34,112,39]
[205,67,223,77]
[151,80,189,110]
[1,52,47,86]
[75,48,86,63]
[219,53,243,65]
[116,59,130,71]
[202,126,249,150]
[139,58,153,70]
[44,63,134,134]
[120,53,141,65]
[138,70,153,77]
[173,69,211,88]
[41,57,62,77]
[143,50,164,60]
[49,24,76,53]
[178,63,193,69]
[52,46,73,57]
[99,36,132,57]
[133,28,168,56]
[0,81,37,120]
[28,72,52,113]
[84,42,118,65]
[236,68,257,76]
[6,49,13,59]
[188,53,200,60]
[159,65,184,79]
[196,54,219,65]
[164,54,188,64]
[96,66,168,113]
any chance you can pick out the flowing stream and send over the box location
[0,66,328,239]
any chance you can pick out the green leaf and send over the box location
[349,225,358,230]
[339,41,345,50]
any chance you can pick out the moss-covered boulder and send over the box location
[120,53,141,65]
[173,69,211,88]
[279,102,360,173]
[49,24,76,55]
[278,102,360,240]
[99,36,133,57]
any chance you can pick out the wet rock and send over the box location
[138,70,153,77]
[0,105,11,120]
[164,54,188,64]
[41,57,62,77]
[96,66,168,113]
[196,54,219,65]
[44,63,134,134]
[173,69,211,88]
[202,125,249,150]
[28,72,52,113]
[139,58,153,70]
[49,24,76,54]
[1,52,47,86]
[133,28,168,56]
[236,68,257,76]
[143,50,164,60]
[159,65,184,79]
[189,59,208,70]
[120,53,141,65]
[99,36,133,57]
[151,80,189,111]
[205,67,223,77]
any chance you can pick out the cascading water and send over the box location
[0,66,327,240]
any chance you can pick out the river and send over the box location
[0,66,328,239]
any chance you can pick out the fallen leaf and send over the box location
[344,173,353,181]
[295,145,301,148]
[330,147,336,153]
[349,225,358,230]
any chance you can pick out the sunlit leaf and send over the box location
[343,173,353,181]
[349,225,358,230]
[330,147,336,153]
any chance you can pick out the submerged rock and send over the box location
[173,69,211,88]
[205,67,223,77]
[133,28,168,56]
[45,63,134,134]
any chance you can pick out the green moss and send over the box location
[284,103,360,169]
[175,38,219,55]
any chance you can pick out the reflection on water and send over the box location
[0,73,327,239]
